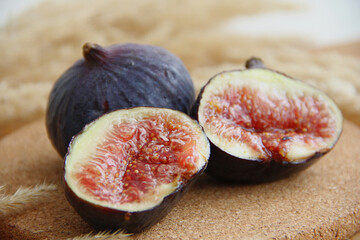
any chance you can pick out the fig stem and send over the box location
[83,42,108,63]
[245,57,265,69]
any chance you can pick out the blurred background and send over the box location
[0,0,359,143]
[1,0,360,47]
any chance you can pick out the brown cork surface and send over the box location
[0,118,359,239]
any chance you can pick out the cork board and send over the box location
[0,118,359,239]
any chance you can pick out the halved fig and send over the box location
[64,107,210,232]
[191,58,343,183]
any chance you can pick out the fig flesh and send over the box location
[192,58,343,183]
[46,43,195,157]
[64,107,210,232]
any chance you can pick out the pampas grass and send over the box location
[0,183,57,216]
[0,183,131,239]
[70,230,131,240]
[0,0,297,137]
[1,0,359,136]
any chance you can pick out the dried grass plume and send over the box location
[0,183,57,216]
[0,1,359,132]
[70,229,131,240]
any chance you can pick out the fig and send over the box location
[191,57,343,183]
[64,107,210,232]
[46,42,195,157]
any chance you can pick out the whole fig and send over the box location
[46,43,195,157]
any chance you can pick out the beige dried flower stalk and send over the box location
[0,0,297,137]
[0,183,57,216]
[70,229,131,240]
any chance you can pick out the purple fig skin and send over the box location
[46,43,195,157]
[64,162,207,233]
[191,58,343,183]
[204,143,324,183]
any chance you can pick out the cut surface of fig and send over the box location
[64,107,209,231]
[194,59,343,182]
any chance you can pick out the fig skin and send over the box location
[63,107,210,233]
[46,42,195,157]
[204,143,324,183]
[191,57,343,183]
[64,166,205,233]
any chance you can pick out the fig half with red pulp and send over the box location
[64,107,210,232]
[192,58,343,183]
